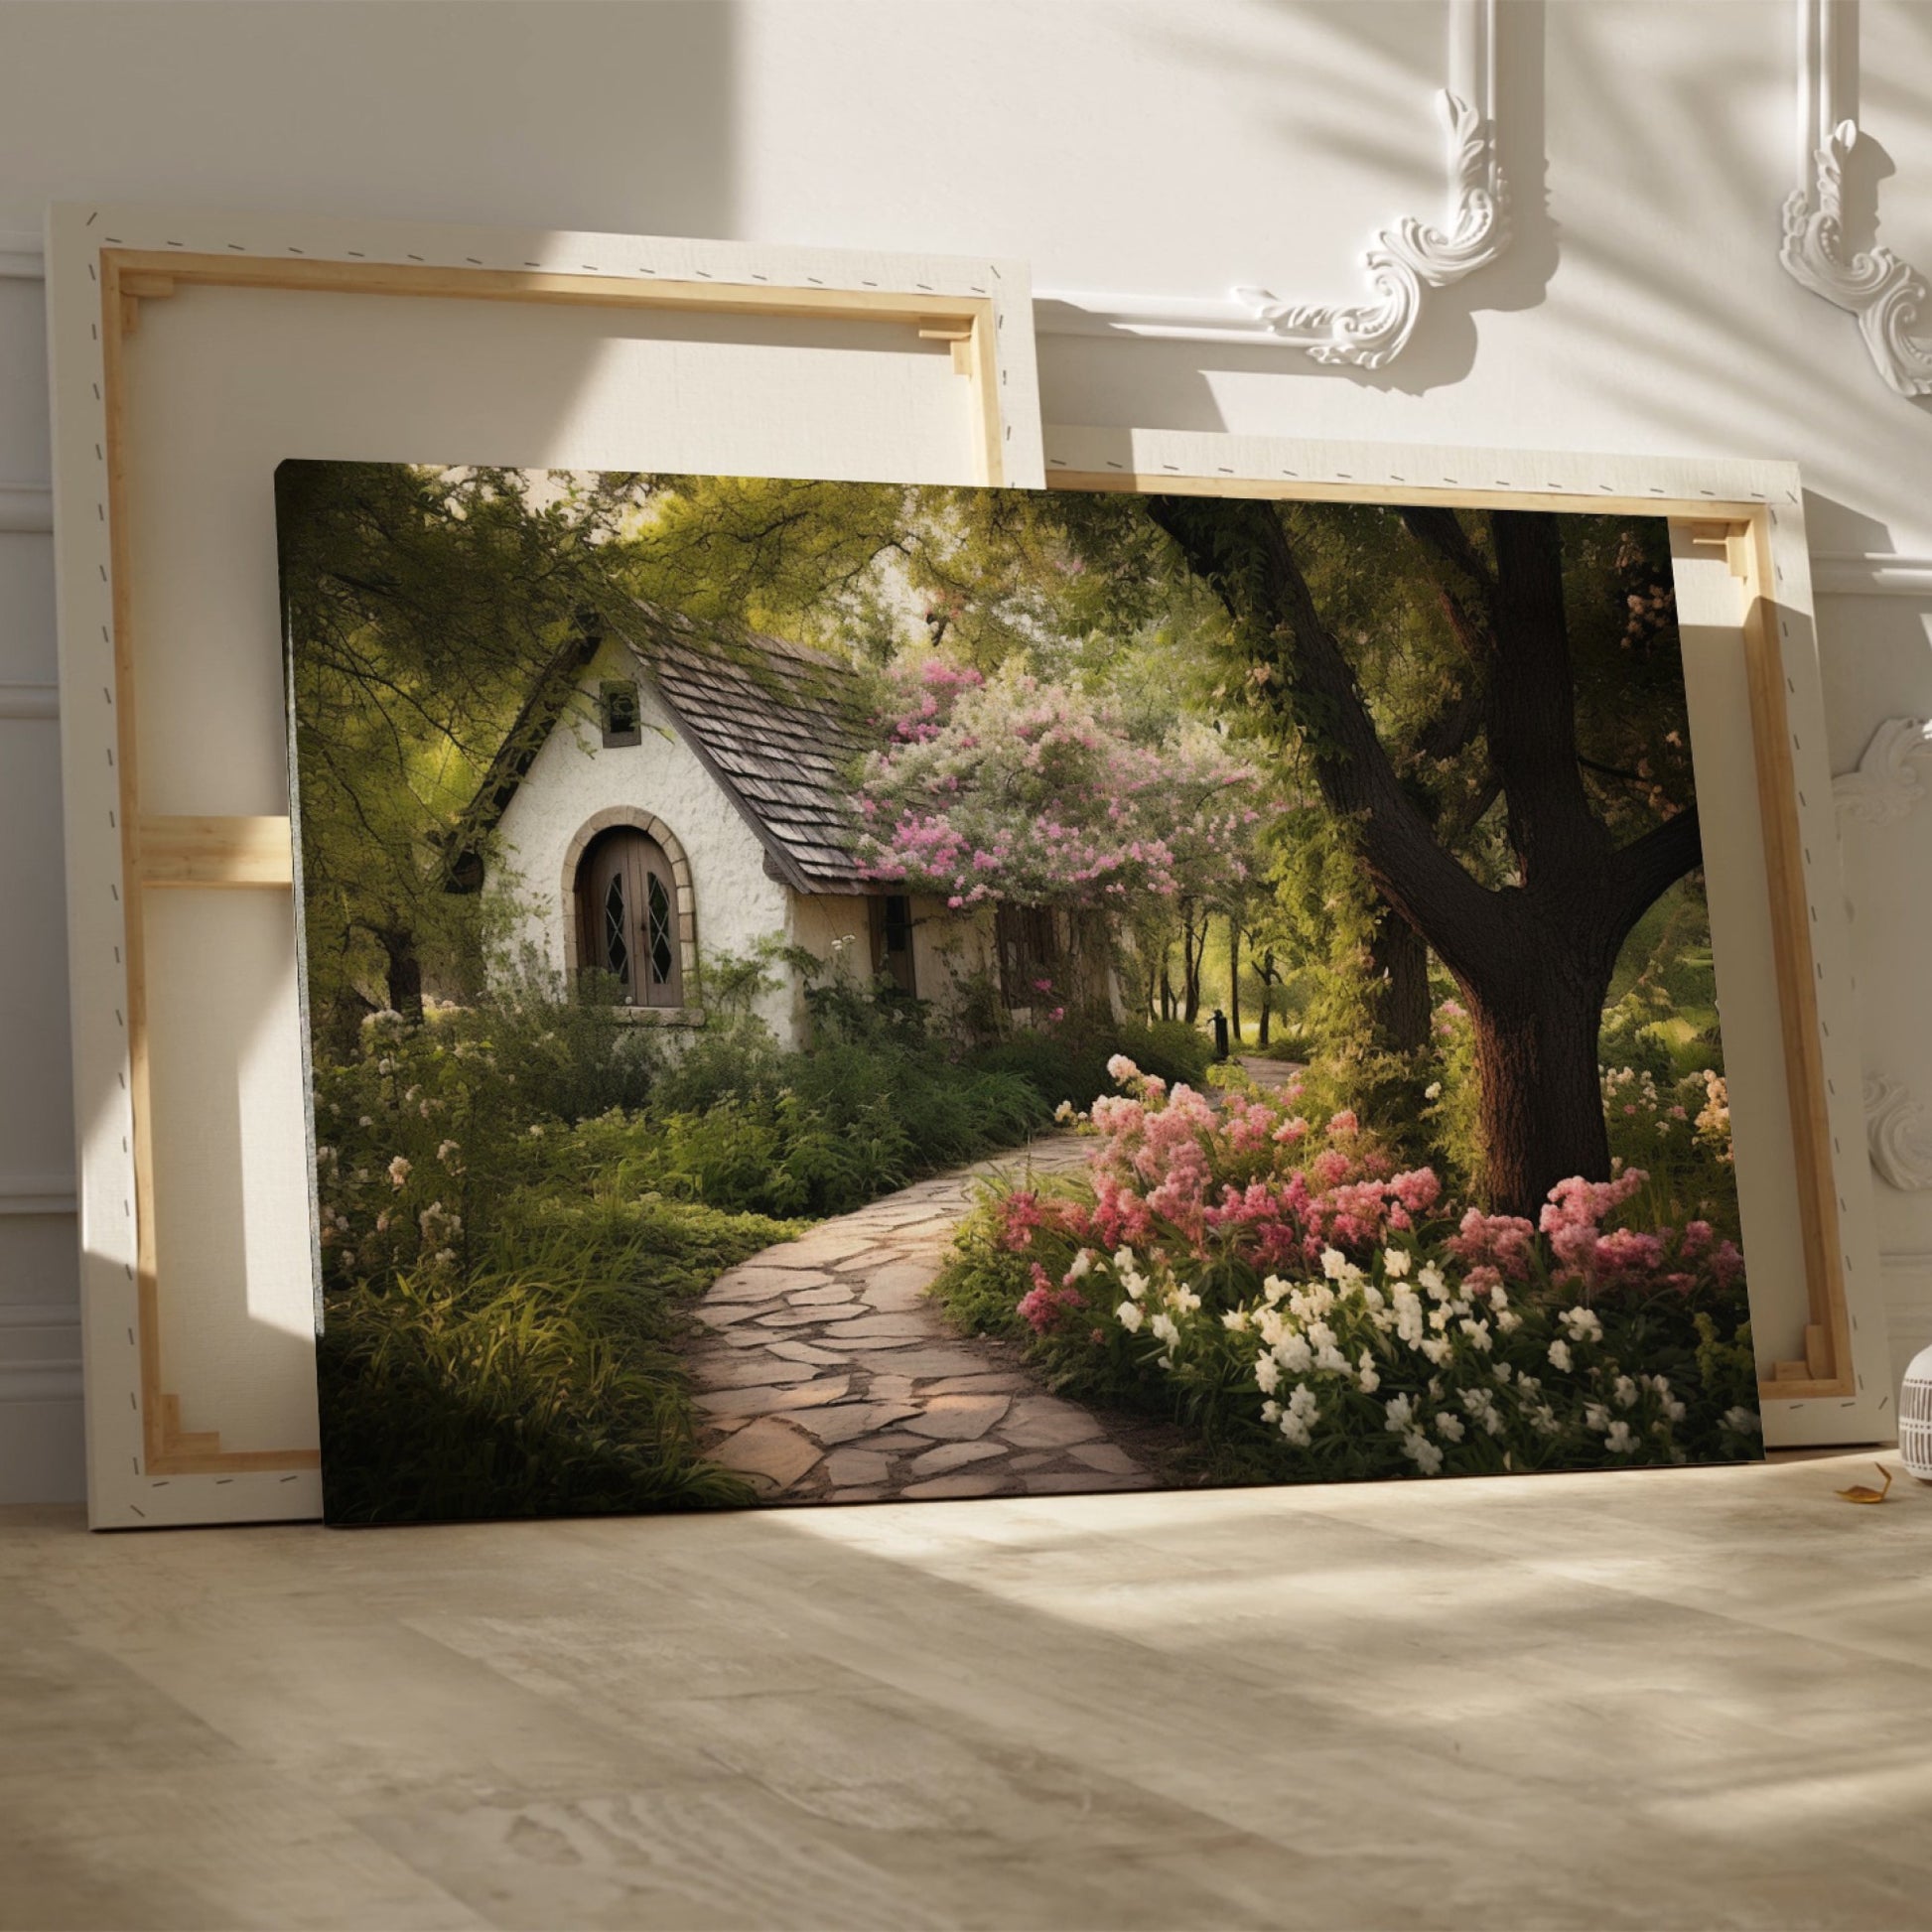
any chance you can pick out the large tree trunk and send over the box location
[1467,961,1612,1211]
[1367,909,1432,1057]
[1147,496,1704,1217]
[1228,916,1242,1045]
[376,925,425,1027]
[1181,904,1204,1024]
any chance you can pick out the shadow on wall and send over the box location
[0,3,738,240]
[1034,0,1555,422]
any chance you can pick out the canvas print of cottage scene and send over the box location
[279,463,1763,1525]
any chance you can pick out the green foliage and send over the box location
[318,1192,787,1525]
[970,1018,1212,1113]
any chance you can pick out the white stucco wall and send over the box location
[790,891,992,1011]
[487,654,798,1039]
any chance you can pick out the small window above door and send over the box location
[600,680,642,748]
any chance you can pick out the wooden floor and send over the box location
[5,1451,1932,1930]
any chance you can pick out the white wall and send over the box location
[4,0,1931,1500]
[491,663,797,1039]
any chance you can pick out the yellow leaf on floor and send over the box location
[1835,1464,1894,1505]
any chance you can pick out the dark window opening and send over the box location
[871,894,916,996]
[600,680,641,748]
[995,903,1058,1008]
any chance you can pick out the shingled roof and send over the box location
[454,599,882,896]
[616,601,877,893]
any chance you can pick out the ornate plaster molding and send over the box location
[1833,716,1932,825]
[1035,0,1509,366]
[1781,0,1932,399]
[1863,1073,1932,1191]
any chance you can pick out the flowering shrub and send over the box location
[853,657,1265,911]
[933,1058,1762,1481]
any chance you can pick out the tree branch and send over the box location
[1146,494,1508,985]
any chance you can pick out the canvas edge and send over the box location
[46,199,1045,1529]
[1040,425,1889,1451]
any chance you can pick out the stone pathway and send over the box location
[686,1135,1161,1505]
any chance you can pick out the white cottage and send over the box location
[449,602,1019,1048]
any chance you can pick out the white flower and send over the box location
[1613,1375,1639,1410]
[1172,1286,1202,1315]
[1487,1283,1509,1312]
[1381,1247,1412,1279]
[1547,1338,1574,1373]
[1262,1275,1290,1306]
[1584,1403,1610,1433]
[1458,1318,1493,1353]
[1561,1307,1603,1344]
[1604,1420,1636,1453]
[1149,1311,1178,1347]
[1278,1415,1312,1449]
[1288,1384,1319,1426]
[1404,1431,1445,1474]
[1222,1308,1251,1333]
[436,1140,460,1165]
[1723,1406,1762,1437]
[1053,1099,1078,1124]
[1261,1399,1282,1424]
[1255,1353,1283,1395]
[1530,1403,1559,1436]
[1106,1052,1139,1084]
[358,1115,373,1128]
[1320,1248,1348,1281]
[1116,1301,1144,1334]
[1424,1081,1443,1101]
[1495,1309,1522,1334]
[1384,1393,1415,1432]
[1418,1336,1451,1366]
[1275,1332,1313,1375]
[387,1156,411,1189]
[1356,1351,1381,1395]
[1435,1411,1466,1444]
[1491,1362,1513,1385]
[1418,1263,1447,1298]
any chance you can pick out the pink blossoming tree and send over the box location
[852,658,1267,1010]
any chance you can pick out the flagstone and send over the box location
[1069,1441,1145,1475]
[906,1440,1007,1477]
[765,1340,851,1366]
[787,1403,923,1447]
[707,1418,823,1490]
[692,1355,819,1391]
[999,1399,1106,1449]
[899,1471,1011,1499]
[900,1395,1010,1442]
[696,1378,852,1421]
[822,1449,897,1487]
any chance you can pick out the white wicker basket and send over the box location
[1902,1343,1932,1481]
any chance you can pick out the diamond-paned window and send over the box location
[647,874,675,986]
[604,873,629,989]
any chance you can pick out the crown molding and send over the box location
[0,1174,78,1217]
[1035,0,1509,367]
[1833,717,1932,826]
[1810,552,1932,597]
[0,482,53,533]
[0,1303,82,1408]
[1780,0,1932,399]
[0,684,57,722]
[0,230,42,281]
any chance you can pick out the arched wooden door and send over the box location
[575,828,682,1007]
